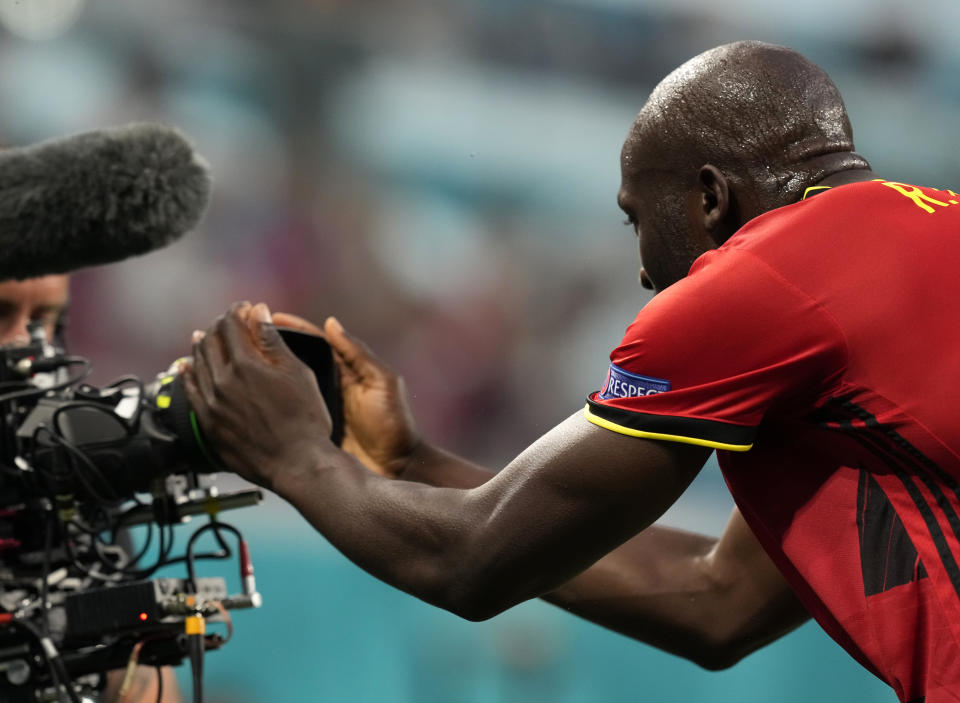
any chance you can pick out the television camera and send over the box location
[0,321,341,703]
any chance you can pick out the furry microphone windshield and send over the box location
[0,122,211,280]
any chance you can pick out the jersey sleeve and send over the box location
[585,249,848,451]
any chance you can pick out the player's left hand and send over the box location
[182,301,336,489]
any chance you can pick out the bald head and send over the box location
[625,41,868,208]
[618,42,875,293]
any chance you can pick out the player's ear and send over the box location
[698,164,735,246]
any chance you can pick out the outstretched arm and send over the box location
[266,311,809,666]
[388,445,809,669]
[544,508,809,669]
[184,304,711,621]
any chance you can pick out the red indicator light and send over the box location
[138,612,148,621]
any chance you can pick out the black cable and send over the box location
[109,511,234,575]
[51,400,134,437]
[50,657,82,703]
[122,505,177,580]
[159,503,176,569]
[106,374,146,426]
[31,425,122,506]
[112,501,152,538]
[0,458,25,479]
[61,533,121,583]
[155,665,163,703]
[29,426,63,482]
[65,518,101,536]
[10,620,67,703]
[10,619,81,703]
[47,404,130,503]
[37,513,83,703]
[60,505,153,581]
[156,549,231,570]
[119,520,154,571]
[185,521,243,592]
[163,515,234,570]
[129,506,168,580]
[40,511,55,637]
[109,511,156,574]
[188,633,204,703]
[55,435,122,505]
[0,379,32,392]
[210,521,232,554]
[0,357,91,404]
[106,374,143,389]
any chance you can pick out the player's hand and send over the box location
[270,310,421,478]
[182,302,334,489]
[308,314,421,479]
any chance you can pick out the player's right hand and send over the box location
[272,312,422,479]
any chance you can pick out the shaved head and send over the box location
[620,41,872,292]
[626,40,868,207]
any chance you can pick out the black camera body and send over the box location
[0,324,341,702]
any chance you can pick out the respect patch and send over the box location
[598,363,671,400]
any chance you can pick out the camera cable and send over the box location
[29,511,83,703]
[0,357,91,405]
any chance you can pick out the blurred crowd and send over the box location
[0,1,957,700]
[0,0,957,466]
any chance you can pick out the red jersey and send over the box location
[586,180,960,702]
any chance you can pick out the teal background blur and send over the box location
[164,462,895,702]
[2,0,958,700]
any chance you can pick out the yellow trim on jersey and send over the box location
[583,405,753,452]
[802,185,832,201]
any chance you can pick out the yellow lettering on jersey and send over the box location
[876,180,952,214]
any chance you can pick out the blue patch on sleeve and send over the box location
[598,363,671,400]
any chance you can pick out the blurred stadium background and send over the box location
[1,0,958,700]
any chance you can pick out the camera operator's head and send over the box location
[0,275,69,346]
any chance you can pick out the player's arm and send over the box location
[390,438,812,667]
[391,444,809,668]
[270,312,809,668]
[544,508,810,669]
[184,304,712,621]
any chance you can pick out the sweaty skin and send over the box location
[187,303,713,621]
[270,312,811,668]
[186,300,810,666]
[184,41,876,669]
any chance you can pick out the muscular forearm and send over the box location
[390,440,809,669]
[543,526,731,667]
[274,417,700,623]
[397,441,494,488]
[275,447,636,620]
[274,443,487,615]
[548,517,810,669]
[396,443,724,649]
[281,435,625,622]
[399,444,733,662]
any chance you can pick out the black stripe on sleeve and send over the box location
[585,398,757,451]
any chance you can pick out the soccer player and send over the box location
[185,41,960,701]
[0,275,183,702]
